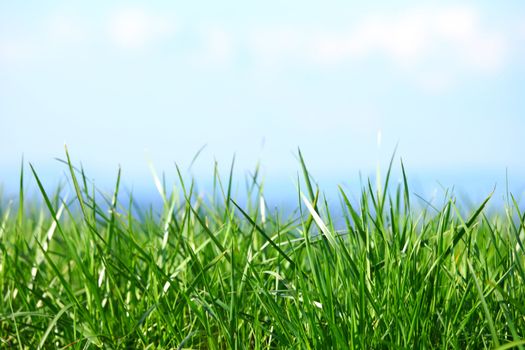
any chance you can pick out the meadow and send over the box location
[1,150,524,349]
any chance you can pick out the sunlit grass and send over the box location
[1,149,524,349]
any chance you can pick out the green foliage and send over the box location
[1,150,524,349]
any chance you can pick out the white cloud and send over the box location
[413,71,454,94]
[108,8,176,49]
[0,4,517,80]
[310,16,429,66]
[433,6,478,41]
[250,28,306,66]
[0,39,35,62]
[432,7,507,72]
[0,16,89,63]
[47,15,88,45]
[200,28,234,65]
[346,9,430,64]
[0,9,177,62]
[460,33,506,72]
[0,15,88,63]
[247,5,510,78]
[314,6,506,72]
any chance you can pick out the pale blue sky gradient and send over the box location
[1,1,524,202]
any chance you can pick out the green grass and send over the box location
[1,149,524,349]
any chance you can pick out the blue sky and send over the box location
[1,1,524,201]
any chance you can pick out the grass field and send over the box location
[1,150,524,349]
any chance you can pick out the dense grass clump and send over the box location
[1,150,525,349]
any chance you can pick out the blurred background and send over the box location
[1,1,524,207]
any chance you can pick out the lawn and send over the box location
[1,150,524,349]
